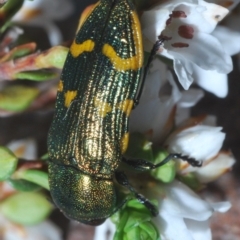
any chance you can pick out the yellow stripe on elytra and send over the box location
[120,132,129,154]
[131,11,143,68]
[116,99,134,117]
[76,1,100,33]
[102,44,141,71]
[64,91,77,108]
[70,39,95,58]
[57,80,63,92]
[102,11,143,71]
[94,97,112,117]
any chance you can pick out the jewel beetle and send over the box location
[47,0,201,225]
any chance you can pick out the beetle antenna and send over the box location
[134,37,165,105]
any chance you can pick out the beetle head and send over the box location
[48,162,117,225]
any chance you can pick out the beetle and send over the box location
[47,0,201,225]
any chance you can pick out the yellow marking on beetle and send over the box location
[102,44,140,71]
[131,11,143,68]
[76,1,100,33]
[102,11,143,71]
[116,99,134,117]
[57,80,63,92]
[120,132,129,154]
[64,91,77,108]
[70,39,95,58]
[94,97,112,117]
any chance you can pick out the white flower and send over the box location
[166,125,225,161]
[212,26,240,57]
[12,0,74,45]
[141,0,233,96]
[194,151,235,183]
[156,180,231,240]
[130,58,181,143]
[165,124,235,179]
[192,25,240,97]
[130,58,204,143]
[208,0,240,11]
[92,181,231,240]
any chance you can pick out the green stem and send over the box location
[0,0,24,29]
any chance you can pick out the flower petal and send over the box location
[195,152,235,183]
[212,26,240,56]
[185,218,212,240]
[158,212,194,240]
[192,65,228,98]
[160,181,213,220]
[130,60,181,143]
[175,88,204,125]
[166,125,225,162]
[209,201,231,212]
[167,32,233,74]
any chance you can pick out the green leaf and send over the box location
[0,192,52,225]
[7,179,41,192]
[0,85,39,111]
[124,211,151,232]
[14,169,49,190]
[15,71,57,81]
[112,199,160,240]
[0,146,18,181]
[40,153,48,161]
[139,222,161,240]
[125,132,153,162]
[127,199,153,214]
[39,46,68,69]
[151,149,176,183]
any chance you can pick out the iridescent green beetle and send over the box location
[47,0,201,225]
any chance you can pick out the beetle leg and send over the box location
[115,171,158,216]
[123,153,202,170]
[134,38,165,108]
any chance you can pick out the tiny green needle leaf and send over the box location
[0,146,18,181]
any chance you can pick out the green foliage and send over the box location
[0,85,39,111]
[7,179,41,192]
[0,0,24,30]
[15,71,58,81]
[125,133,176,183]
[0,146,18,181]
[13,169,49,190]
[0,192,52,225]
[151,149,176,183]
[125,132,153,162]
[112,199,161,240]
[178,173,203,191]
